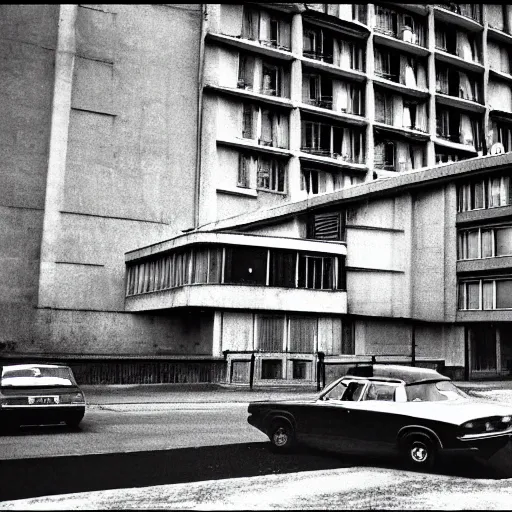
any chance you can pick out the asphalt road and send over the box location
[0,403,264,460]
[2,402,512,503]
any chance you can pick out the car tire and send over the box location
[65,412,84,429]
[400,432,436,471]
[269,420,295,452]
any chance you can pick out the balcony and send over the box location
[125,232,348,314]
[434,4,482,31]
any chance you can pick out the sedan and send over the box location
[0,363,86,430]
[247,364,512,471]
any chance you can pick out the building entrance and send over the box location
[468,324,512,378]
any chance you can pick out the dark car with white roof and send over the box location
[247,364,512,470]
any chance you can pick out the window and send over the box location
[497,280,512,309]
[242,104,253,139]
[242,7,256,41]
[289,316,317,353]
[363,382,398,401]
[238,54,254,90]
[342,319,355,354]
[459,277,512,310]
[374,141,395,170]
[303,26,333,64]
[262,64,280,96]
[257,158,285,192]
[258,315,284,352]
[292,361,308,379]
[458,175,512,212]
[496,227,512,256]
[224,246,267,285]
[238,154,250,188]
[374,47,396,81]
[375,6,397,37]
[375,90,393,125]
[298,254,335,290]
[269,249,296,288]
[469,325,497,372]
[458,226,512,260]
[261,359,283,379]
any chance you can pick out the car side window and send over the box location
[341,381,366,401]
[363,382,398,402]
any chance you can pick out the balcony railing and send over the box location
[303,50,334,64]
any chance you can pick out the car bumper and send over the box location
[446,433,511,459]
[1,404,85,426]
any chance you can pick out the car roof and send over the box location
[1,363,68,370]
[346,364,451,385]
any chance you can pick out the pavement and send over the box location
[81,379,512,406]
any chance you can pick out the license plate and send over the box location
[28,396,59,405]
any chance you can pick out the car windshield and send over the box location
[405,380,469,402]
[322,380,367,401]
[1,365,76,387]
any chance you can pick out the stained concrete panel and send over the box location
[76,5,115,63]
[71,57,114,114]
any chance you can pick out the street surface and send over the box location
[1,388,512,508]
[0,403,265,460]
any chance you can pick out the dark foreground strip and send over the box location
[2,442,511,502]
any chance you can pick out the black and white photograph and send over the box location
[1,2,512,509]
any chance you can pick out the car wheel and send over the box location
[401,433,436,471]
[269,420,295,452]
[65,412,84,429]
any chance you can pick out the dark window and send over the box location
[298,254,335,289]
[269,249,296,288]
[224,246,267,285]
[292,361,307,379]
[342,319,355,354]
[261,359,283,379]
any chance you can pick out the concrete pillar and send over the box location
[38,5,78,308]
[212,311,223,356]
[482,5,491,154]
[426,6,437,166]
[288,13,303,200]
[365,4,375,180]
[291,13,303,57]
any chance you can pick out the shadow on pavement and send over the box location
[2,439,511,502]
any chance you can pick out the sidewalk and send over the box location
[81,380,512,406]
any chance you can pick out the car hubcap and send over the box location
[273,427,288,447]
[411,443,428,463]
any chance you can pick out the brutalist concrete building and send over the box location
[3,3,512,384]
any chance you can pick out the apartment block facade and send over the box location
[2,3,512,384]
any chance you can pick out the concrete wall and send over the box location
[0,5,60,355]
[0,4,205,359]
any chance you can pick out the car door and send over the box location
[339,382,404,456]
[302,380,369,454]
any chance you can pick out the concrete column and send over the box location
[212,311,223,356]
[365,4,375,180]
[482,5,491,155]
[426,6,437,166]
[291,13,303,57]
[288,13,303,200]
[38,5,78,308]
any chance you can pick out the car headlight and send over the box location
[463,422,474,429]
[502,416,511,423]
